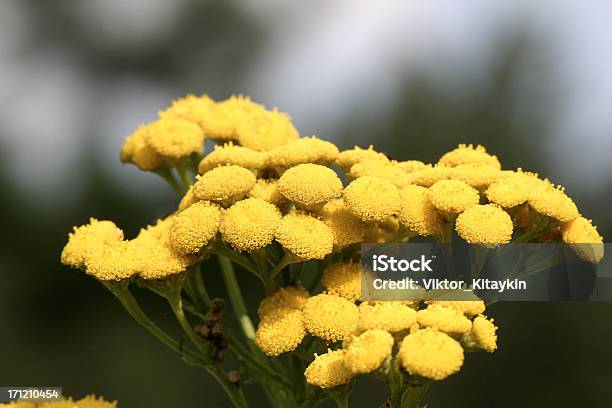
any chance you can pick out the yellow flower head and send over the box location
[169,201,221,255]
[455,204,513,246]
[145,117,205,161]
[406,165,453,187]
[61,218,124,269]
[120,124,162,171]
[349,159,412,188]
[236,109,299,151]
[343,176,401,222]
[317,199,367,249]
[302,294,359,342]
[465,315,498,353]
[193,165,256,206]
[220,198,282,252]
[429,180,480,214]
[305,349,353,389]
[398,328,464,380]
[450,164,505,190]
[335,145,387,171]
[278,163,343,210]
[398,185,444,236]
[267,136,340,168]
[321,261,362,302]
[275,212,334,260]
[561,216,604,263]
[528,186,579,223]
[201,95,265,141]
[38,401,77,408]
[255,308,306,356]
[485,170,551,208]
[178,185,198,211]
[417,305,472,335]
[358,301,417,333]
[198,142,266,174]
[344,329,394,374]
[248,178,285,205]
[425,300,486,317]
[257,285,310,318]
[158,94,215,125]
[75,395,118,408]
[438,144,501,169]
[396,160,428,173]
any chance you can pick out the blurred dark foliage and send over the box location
[1,1,611,407]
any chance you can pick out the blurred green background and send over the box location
[1,1,611,407]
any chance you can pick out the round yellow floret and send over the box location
[275,212,334,260]
[561,216,604,263]
[220,198,282,252]
[248,178,285,205]
[335,146,387,171]
[267,136,340,168]
[343,176,401,222]
[120,124,162,171]
[257,285,310,318]
[455,204,513,246]
[425,300,486,317]
[321,261,362,302]
[406,165,453,187]
[169,201,221,254]
[198,142,266,174]
[302,294,359,342]
[438,144,501,169]
[349,159,411,188]
[396,160,428,173]
[466,315,498,352]
[201,95,265,141]
[450,164,504,189]
[61,219,124,269]
[305,349,353,389]
[417,305,472,335]
[528,186,579,223]
[398,328,464,380]
[158,94,215,125]
[255,308,306,356]
[317,199,366,249]
[193,165,256,205]
[429,180,480,214]
[236,109,299,151]
[398,185,443,236]
[145,117,204,160]
[485,170,552,208]
[358,301,417,333]
[278,164,343,209]
[75,395,118,408]
[344,329,393,374]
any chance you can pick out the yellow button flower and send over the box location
[349,159,412,188]
[561,216,604,263]
[169,201,221,255]
[406,165,453,187]
[193,165,256,206]
[358,301,417,333]
[267,136,340,168]
[317,199,367,249]
[120,124,162,171]
[396,160,428,173]
[278,163,343,210]
[305,349,353,389]
[200,95,265,141]
[258,285,310,318]
[464,315,498,353]
[61,218,124,269]
[343,176,401,222]
[398,185,443,236]
[255,308,307,356]
[302,294,359,342]
[145,117,205,161]
[438,144,501,169]
[178,185,198,211]
[275,212,334,260]
[236,109,299,151]
[455,204,513,246]
[425,300,486,317]
[198,142,266,174]
[220,198,282,252]
[335,145,387,171]
[321,261,363,302]
[450,164,504,190]
[344,329,393,374]
[158,93,215,125]
[247,178,285,205]
[429,180,480,214]
[398,328,464,380]
[528,186,579,223]
[417,305,472,335]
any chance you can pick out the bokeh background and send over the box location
[1,1,611,407]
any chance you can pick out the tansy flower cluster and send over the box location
[0,395,116,408]
[60,93,605,406]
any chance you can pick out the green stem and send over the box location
[189,264,211,313]
[154,168,184,195]
[176,163,193,190]
[400,384,430,408]
[218,256,256,342]
[269,253,299,281]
